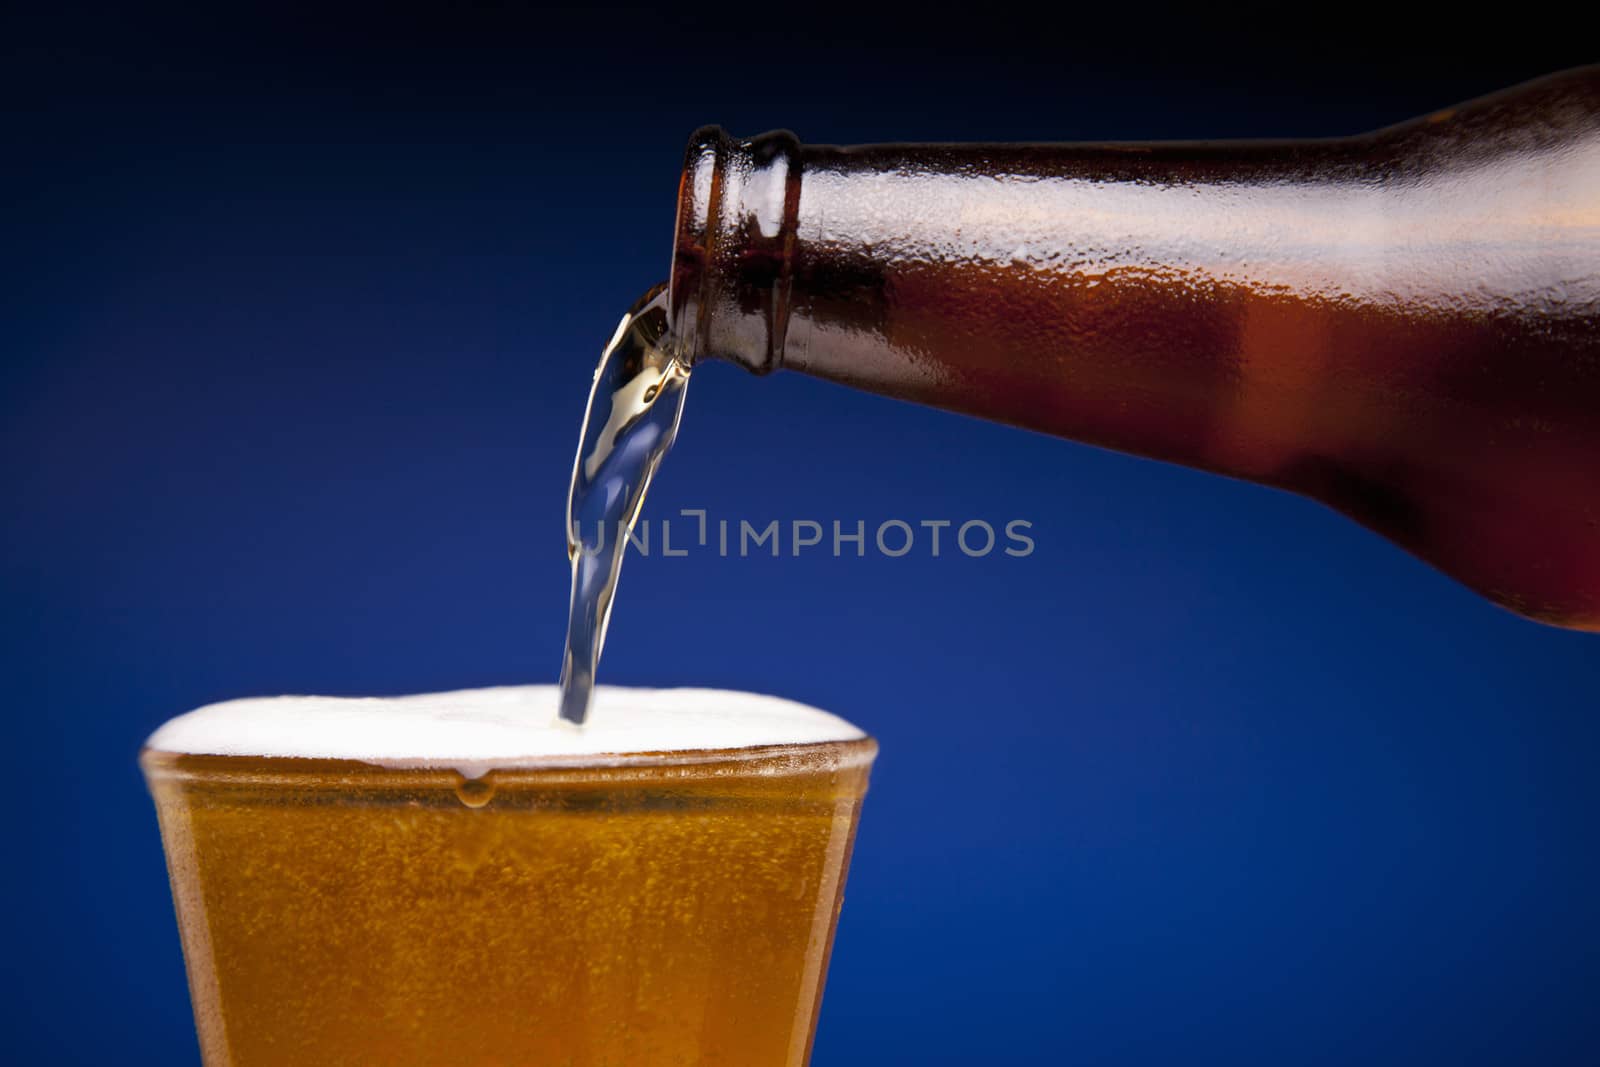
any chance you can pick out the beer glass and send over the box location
[141,687,875,1066]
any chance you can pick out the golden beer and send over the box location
[142,687,875,1066]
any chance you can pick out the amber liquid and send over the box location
[142,741,874,1067]
[560,285,688,725]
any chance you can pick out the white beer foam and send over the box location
[146,685,865,776]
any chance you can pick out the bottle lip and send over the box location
[670,126,802,374]
[668,125,727,361]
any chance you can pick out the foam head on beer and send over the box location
[146,684,866,778]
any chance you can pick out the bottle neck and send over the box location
[668,66,1593,388]
[669,126,802,374]
[668,125,1388,383]
[668,74,1597,438]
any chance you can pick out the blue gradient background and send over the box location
[5,6,1598,1063]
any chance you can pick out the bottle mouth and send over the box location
[669,126,802,374]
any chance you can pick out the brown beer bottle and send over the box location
[668,66,1600,631]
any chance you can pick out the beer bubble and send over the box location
[454,774,497,809]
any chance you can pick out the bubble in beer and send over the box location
[453,774,497,809]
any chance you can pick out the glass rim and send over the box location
[139,735,877,790]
